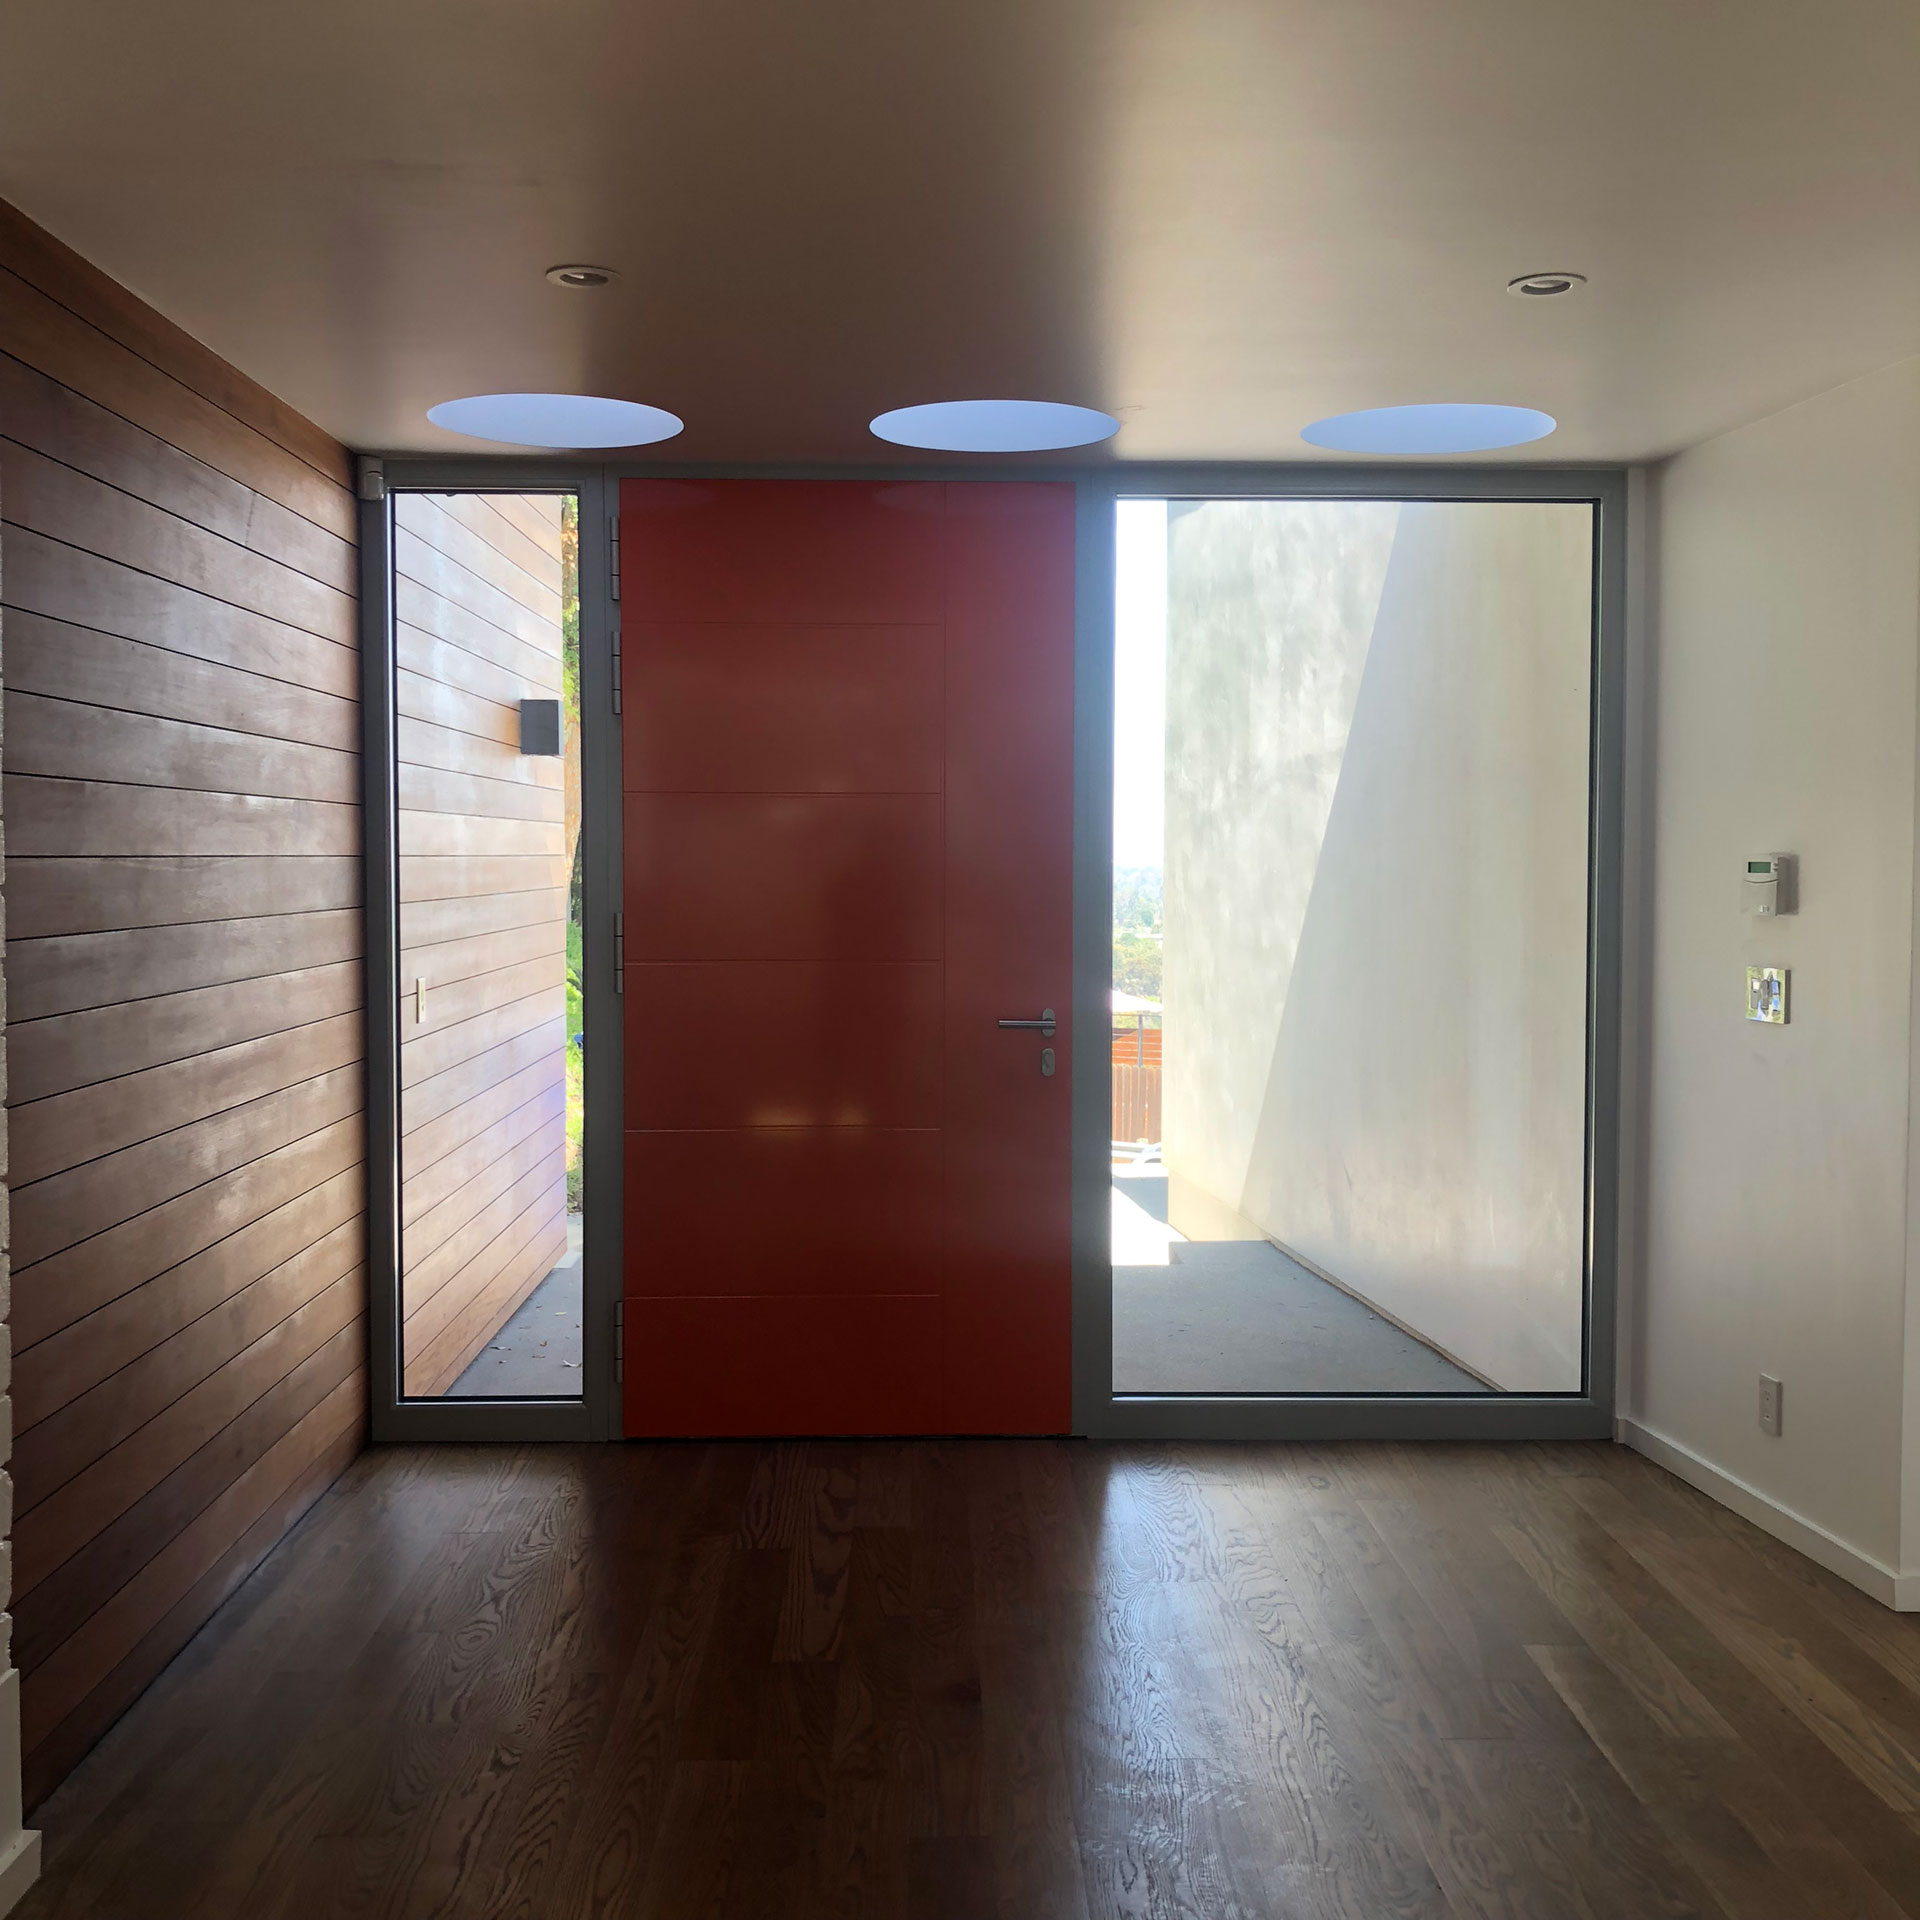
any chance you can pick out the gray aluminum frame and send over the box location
[361,456,1626,1445]
[1075,464,1626,1440]
[363,464,620,1441]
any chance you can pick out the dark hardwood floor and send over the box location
[18,1437,1920,1919]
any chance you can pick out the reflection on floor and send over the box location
[448,1214,584,1398]
[1111,1174,1488,1394]
[28,1439,1910,1919]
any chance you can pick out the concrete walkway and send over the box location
[447,1196,1486,1400]
[1111,1177,1488,1395]
[448,1215,584,1398]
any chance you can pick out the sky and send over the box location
[1113,499,1168,873]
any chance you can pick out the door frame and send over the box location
[362,457,1627,1443]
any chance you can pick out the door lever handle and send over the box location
[997,1008,1056,1039]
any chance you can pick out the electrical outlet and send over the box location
[1758,1373,1783,1437]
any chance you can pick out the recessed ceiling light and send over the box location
[426,393,683,449]
[545,264,619,289]
[869,399,1120,452]
[1507,271,1586,298]
[1300,403,1557,455]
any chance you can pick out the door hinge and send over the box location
[609,516,621,602]
[614,910,625,991]
[611,616,622,715]
[614,1300,625,1384]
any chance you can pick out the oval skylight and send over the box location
[426,393,683,449]
[1300,403,1557,455]
[869,399,1119,453]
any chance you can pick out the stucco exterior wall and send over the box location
[1162,498,1592,1389]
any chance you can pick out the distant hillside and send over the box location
[1114,866,1163,999]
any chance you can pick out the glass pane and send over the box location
[1112,498,1593,1396]
[397,492,584,1399]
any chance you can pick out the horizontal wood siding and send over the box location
[396,493,568,1395]
[0,197,366,1808]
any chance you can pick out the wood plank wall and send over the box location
[0,199,367,1805]
[395,493,569,1396]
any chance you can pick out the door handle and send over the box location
[997,1008,1056,1038]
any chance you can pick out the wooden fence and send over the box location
[1112,1064,1162,1146]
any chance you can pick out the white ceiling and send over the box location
[2,0,1916,464]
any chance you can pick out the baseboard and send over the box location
[1616,1416,1920,1611]
[0,1829,40,1917]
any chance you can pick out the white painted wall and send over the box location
[1162,499,1593,1389]
[1629,357,1920,1590]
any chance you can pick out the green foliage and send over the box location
[1113,866,1163,936]
[565,916,585,1212]
[560,494,580,724]
[1112,934,1162,1000]
[1112,865,1163,999]
[565,1042,584,1213]
[565,918,584,1038]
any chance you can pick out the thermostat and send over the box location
[1745,853,1795,916]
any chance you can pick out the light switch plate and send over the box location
[1746,965,1789,1024]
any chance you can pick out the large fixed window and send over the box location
[1110,496,1597,1399]
[391,491,585,1402]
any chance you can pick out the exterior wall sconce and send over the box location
[520,699,562,756]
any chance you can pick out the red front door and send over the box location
[619,479,1075,1435]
